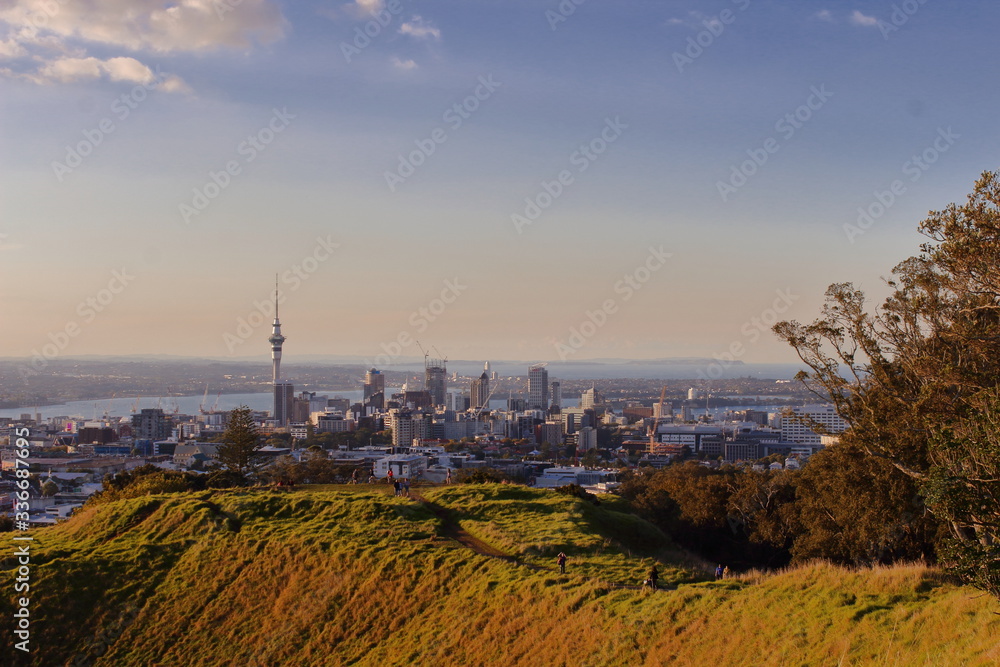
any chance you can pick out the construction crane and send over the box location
[648,385,667,454]
[472,375,503,420]
[432,346,448,365]
[415,340,429,368]
[199,385,210,414]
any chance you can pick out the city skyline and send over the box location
[2,1,997,364]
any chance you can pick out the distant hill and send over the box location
[3,485,998,666]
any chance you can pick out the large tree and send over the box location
[216,405,264,477]
[774,170,1000,597]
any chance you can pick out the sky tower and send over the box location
[269,276,293,426]
[269,275,285,383]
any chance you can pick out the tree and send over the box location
[775,170,1000,598]
[216,405,264,477]
[40,479,59,497]
[788,440,939,565]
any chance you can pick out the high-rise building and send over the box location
[471,362,490,410]
[273,382,294,426]
[550,381,562,412]
[132,408,171,441]
[386,408,431,448]
[364,368,385,410]
[780,405,848,445]
[577,426,598,451]
[425,358,447,407]
[580,386,604,409]
[528,364,548,410]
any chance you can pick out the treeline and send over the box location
[619,442,943,570]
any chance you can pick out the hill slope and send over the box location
[3,485,999,666]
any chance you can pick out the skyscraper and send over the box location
[273,381,294,426]
[364,368,385,410]
[471,362,490,410]
[132,408,171,441]
[425,358,447,407]
[580,386,604,409]
[528,364,548,410]
[550,381,562,412]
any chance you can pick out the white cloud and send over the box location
[815,10,834,22]
[21,55,188,90]
[0,0,287,91]
[399,16,440,40]
[354,0,384,12]
[391,56,417,70]
[850,10,878,27]
[0,37,26,57]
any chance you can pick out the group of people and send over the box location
[715,564,730,580]
[385,470,411,497]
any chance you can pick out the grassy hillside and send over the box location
[3,484,999,666]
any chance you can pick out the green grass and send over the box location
[2,484,999,666]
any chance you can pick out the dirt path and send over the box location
[409,490,539,566]
[309,484,673,591]
[408,490,672,591]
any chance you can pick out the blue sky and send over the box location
[0,0,996,367]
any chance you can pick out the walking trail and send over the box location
[408,488,664,591]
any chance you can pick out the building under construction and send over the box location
[425,358,447,407]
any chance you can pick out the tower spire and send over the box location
[269,276,286,384]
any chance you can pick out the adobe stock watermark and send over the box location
[214,0,252,21]
[10,0,69,41]
[340,0,407,63]
[717,84,833,201]
[223,235,340,353]
[843,126,959,244]
[384,75,502,192]
[179,108,295,224]
[554,245,672,360]
[696,288,798,380]
[17,268,135,382]
[545,0,587,30]
[364,277,468,368]
[511,116,628,234]
[876,0,930,39]
[672,0,751,74]
[51,66,170,182]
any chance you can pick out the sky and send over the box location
[0,0,997,368]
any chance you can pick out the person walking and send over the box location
[723,566,730,580]
[557,552,567,574]
[715,564,724,580]
[647,565,659,590]
[393,479,401,497]
[403,478,410,497]
[445,468,452,485]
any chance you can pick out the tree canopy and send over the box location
[216,405,264,478]
[774,170,1000,598]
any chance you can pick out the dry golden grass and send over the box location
[2,485,999,666]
